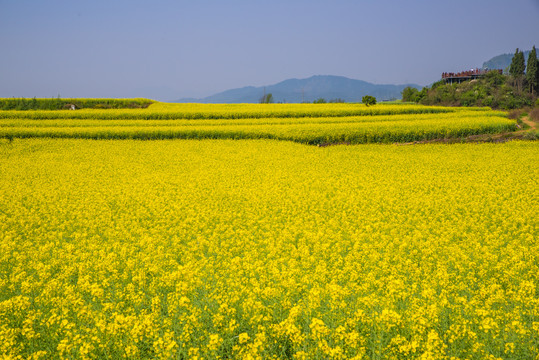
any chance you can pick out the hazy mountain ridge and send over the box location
[174,75,420,103]
[173,50,539,103]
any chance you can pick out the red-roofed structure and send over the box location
[442,69,502,84]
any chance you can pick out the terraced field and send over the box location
[0,103,515,144]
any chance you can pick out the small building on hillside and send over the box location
[441,69,502,84]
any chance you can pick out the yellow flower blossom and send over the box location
[0,128,537,359]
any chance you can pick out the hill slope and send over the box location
[174,75,420,103]
[482,49,536,71]
[407,71,536,109]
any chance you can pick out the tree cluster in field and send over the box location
[402,46,539,109]
[0,98,154,110]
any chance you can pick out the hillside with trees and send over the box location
[482,49,534,72]
[403,47,539,109]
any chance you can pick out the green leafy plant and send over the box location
[362,95,377,106]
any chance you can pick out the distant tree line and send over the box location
[402,46,539,109]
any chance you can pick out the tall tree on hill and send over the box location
[509,48,526,92]
[526,46,538,95]
[509,48,526,76]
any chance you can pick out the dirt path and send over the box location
[395,116,538,146]
[318,113,539,147]
[521,116,537,130]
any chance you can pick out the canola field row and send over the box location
[1,139,538,359]
[0,103,464,120]
[0,103,515,144]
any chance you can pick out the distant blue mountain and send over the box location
[174,75,421,103]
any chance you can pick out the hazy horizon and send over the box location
[1,0,538,101]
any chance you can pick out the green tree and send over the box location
[313,98,327,104]
[509,48,526,76]
[259,93,274,104]
[362,95,376,106]
[484,70,505,87]
[509,48,526,92]
[526,46,538,95]
[416,88,428,103]
[402,87,419,102]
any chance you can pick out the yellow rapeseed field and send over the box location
[0,102,458,120]
[0,138,537,359]
[0,103,515,144]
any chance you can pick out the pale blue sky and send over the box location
[1,0,538,100]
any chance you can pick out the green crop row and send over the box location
[0,98,154,110]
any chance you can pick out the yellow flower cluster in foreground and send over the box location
[0,139,538,359]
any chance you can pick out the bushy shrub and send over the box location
[401,87,419,102]
[362,95,377,106]
[523,130,538,140]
